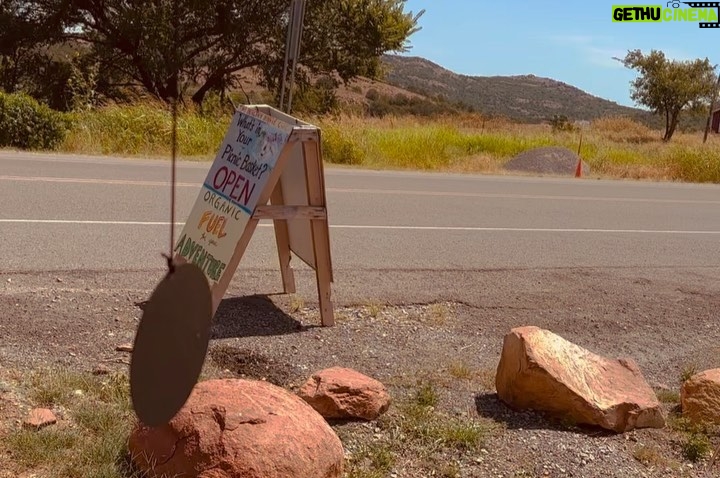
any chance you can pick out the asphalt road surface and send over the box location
[1,151,719,274]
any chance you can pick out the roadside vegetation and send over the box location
[2,368,138,478]
[2,2,719,184]
[9,97,716,184]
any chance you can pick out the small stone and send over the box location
[74,389,84,396]
[116,344,133,353]
[93,365,111,375]
[298,367,392,420]
[56,278,63,283]
[23,408,57,429]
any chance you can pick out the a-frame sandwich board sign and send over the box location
[172,104,335,326]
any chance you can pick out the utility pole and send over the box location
[703,69,720,144]
[279,0,307,114]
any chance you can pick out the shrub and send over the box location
[61,102,227,157]
[549,114,576,132]
[591,116,656,143]
[0,92,70,150]
[682,432,712,462]
[321,124,365,165]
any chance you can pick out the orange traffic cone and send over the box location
[575,158,583,178]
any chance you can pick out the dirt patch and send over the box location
[208,345,298,387]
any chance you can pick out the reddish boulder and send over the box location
[129,379,344,478]
[23,408,57,429]
[495,326,665,433]
[681,368,720,425]
[298,367,391,420]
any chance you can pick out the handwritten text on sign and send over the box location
[174,107,293,285]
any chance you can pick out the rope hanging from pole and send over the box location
[164,0,180,275]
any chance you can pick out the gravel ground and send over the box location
[504,146,590,176]
[1,266,719,477]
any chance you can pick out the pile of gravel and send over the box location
[504,146,590,176]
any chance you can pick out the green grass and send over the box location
[413,380,438,408]
[40,104,720,183]
[61,103,227,158]
[656,389,680,404]
[4,368,138,478]
[7,428,81,468]
[343,380,498,477]
[682,432,713,462]
[345,442,396,478]
[321,122,555,170]
[680,364,698,383]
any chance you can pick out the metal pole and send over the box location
[279,0,296,111]
[286,0,306,114]
[703,70,720,144]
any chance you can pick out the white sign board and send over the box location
[173,106,293,286]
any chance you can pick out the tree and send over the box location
[618,49,717,141]
[0,0,61,94]
[11,0,420,106]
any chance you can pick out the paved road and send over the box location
[1,151,719,273]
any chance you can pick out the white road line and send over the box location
[0,153,210,168]
[1,175,718,205]
[0,219,718,235]
[0,175,199,187]
[329,188,720,205]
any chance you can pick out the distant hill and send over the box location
[379,55,658,125]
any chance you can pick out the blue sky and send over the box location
[398,1,719,108]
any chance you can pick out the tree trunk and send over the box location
[191,73,225,106]
[664,109,680,141]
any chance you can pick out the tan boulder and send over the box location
[129,378,344,478]
[23,408,57,429]
[681,368,720,425]
[298,367,391,420]
[495,326,665,433]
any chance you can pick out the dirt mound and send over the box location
[504,146,590,176]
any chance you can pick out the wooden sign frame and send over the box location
[174,105,334,326]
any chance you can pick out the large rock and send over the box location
[129,379,344,478]
[298,367,391,420]
[503,146,590,176]
[681,368,720,425]
[495,326,665,433]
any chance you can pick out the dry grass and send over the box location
[365,300,384,319]
[632,444,677,469]
[289,295,305,313]
[448,361,474,381]
[312,112,720,183]
[54,105,720,183]
[428,303,451,326]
